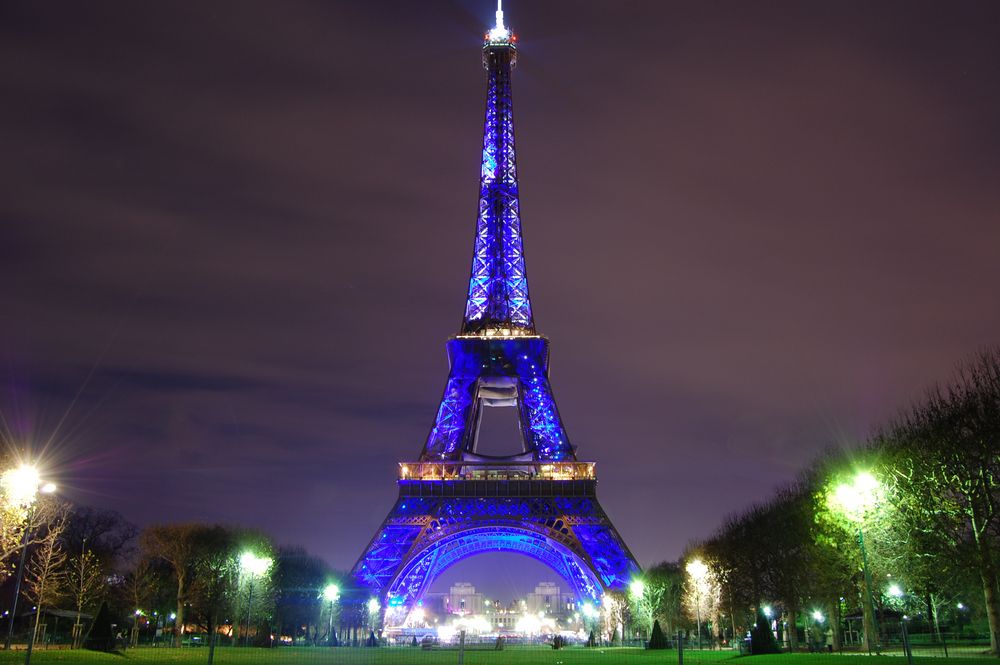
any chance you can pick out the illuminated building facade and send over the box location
[351,3,639,623]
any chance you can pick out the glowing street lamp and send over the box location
[829,470,882,654]
[239,551,272,647]
[2,464,56,654]
[686,559,709,650]
[323,583,340,646]
[630,579,649,642]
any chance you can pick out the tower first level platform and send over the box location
[354,461,638,623]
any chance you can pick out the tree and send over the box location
[140,523,213,647]
[749,606,779,654]
[229,533,276,646]
[82,601,115,652]
[67,545,104,648]
[24,508,68,647]
[0,477,63,585]
[602,591,628,644]
[187,527,240,665]
[644,562,684,635]
[649,619,669,649]
[61,506,137,572]
[682,553,721,646]
[274,547,336,644]
[120,558,157,619]
[883,349,1000,653]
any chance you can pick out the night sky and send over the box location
[2,1,999,599]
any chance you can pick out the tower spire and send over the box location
[491,0,508,40]
[462,2,529,336]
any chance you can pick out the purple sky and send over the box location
[2,2,999,599]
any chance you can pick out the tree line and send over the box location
[0,492,366,652]
[630,348,1000,655]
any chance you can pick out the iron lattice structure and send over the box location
[352,7,639,621]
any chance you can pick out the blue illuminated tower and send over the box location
[352,3,639,622]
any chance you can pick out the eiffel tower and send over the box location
[352,3,640,621]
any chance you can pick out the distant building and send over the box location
[421,581,577,632]
[525,582,575,620]
[484,598,521,631]
[445,582,484,616]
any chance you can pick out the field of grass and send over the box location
[0,647,994,665]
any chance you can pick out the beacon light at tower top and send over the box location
[486,0,513,43]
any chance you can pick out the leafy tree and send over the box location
[644,562,684,635]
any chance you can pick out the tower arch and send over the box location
[383,524,603,617]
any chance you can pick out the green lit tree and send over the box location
[881,349,1000,653]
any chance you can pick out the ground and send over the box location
[0,647,994,665]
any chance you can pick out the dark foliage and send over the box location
[649,619,669,649]
[82,602,116,652]
[750,607,779,654]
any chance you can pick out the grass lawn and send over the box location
[0,647,994,665]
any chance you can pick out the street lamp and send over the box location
[630,579,647,642]
[829,470,881,654]
[238,551,271,647]
[323,584,340,646]
[1,464,56,653]
[686,559,708,650]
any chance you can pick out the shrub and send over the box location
[649,619,669,649]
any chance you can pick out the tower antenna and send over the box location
[487,0,510,42]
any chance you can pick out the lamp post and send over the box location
[581,601,599,643]
[630,579,646,644]
[1,465,56,654]
[323,584,340,646]
[830,471,881,654]
[238,552,271,647]
[686,559,709,650]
